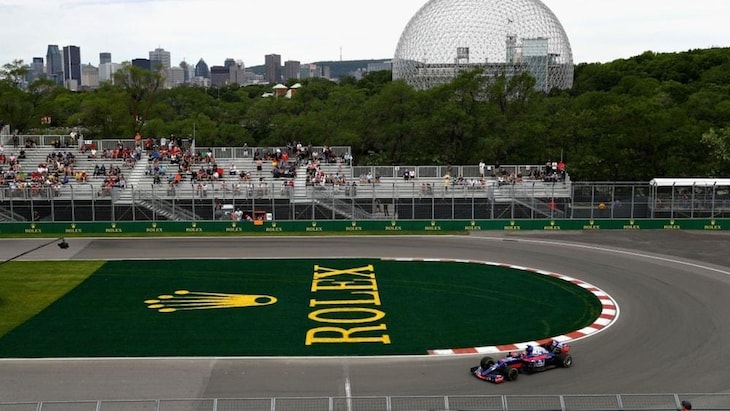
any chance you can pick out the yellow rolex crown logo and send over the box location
[311,221,317,227]
[145,290,277,313]
[351,221,356,227]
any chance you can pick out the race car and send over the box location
[470,340,573,383]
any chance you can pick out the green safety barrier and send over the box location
[0,218,727,236]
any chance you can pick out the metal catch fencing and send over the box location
[1,394,728,411]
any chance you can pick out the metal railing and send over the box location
[1,393,728,411]
[3,181,730,222]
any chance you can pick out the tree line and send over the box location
[1,47,730,181]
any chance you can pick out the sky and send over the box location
[0,0,728,69]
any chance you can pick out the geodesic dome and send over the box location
[393,0,574,91]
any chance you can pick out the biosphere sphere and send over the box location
[393,0,574,91]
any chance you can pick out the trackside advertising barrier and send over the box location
[0,219,727,236]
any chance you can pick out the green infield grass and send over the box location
[0,261,104,337]
[0,259,602,357]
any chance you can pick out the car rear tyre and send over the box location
[558,354,573,368]
[480,357,495,369]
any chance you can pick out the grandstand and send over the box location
[20,133,730,222]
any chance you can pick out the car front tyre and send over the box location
[480,356,495,369]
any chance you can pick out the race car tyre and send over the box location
[480,357,495,369]
[558,354,573,368]
[506,367,519,381]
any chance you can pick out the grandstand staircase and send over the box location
[0,207,26,222]
[115,160,149,204]
[116,160,203,221]
[289,163,374,220]
[511,197,566,218]
[134,198,200,221]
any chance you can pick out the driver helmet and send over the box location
[525,345,534,355]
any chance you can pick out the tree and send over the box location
[359,80,420,164]
[0,60,28,88]
[701,128,730,176]
[113,64,164,135]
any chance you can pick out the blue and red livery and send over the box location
[470,340,573,383]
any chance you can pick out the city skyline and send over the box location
[1,0,729,69]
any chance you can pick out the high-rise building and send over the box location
[195,58,209,78]
[45,45,63,85]
[209,66,229,87]
[264,54,282,84]
[62,45,81,90]
[132,58,151,71]
[81,64,100,89]
[99,62,121,84]
[167,66,185,87]
[149,47,171,71]
[29,57,45,82]
[224,58,245,85]
[179,60,194,83]
[284,60,301,81]
[99,52,111,65]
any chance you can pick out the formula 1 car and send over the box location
[470,340,573,383]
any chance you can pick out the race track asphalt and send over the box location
[1,231,730,401]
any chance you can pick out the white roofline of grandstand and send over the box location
[649,178,730,187]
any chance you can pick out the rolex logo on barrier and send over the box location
[544,220,561,230]
[266,221,282,232]
[623,219,640,230]
[505,220,520,230]
[664,219,681,230]
[584,220,600,230]
[705,219,721,230]
[386,220,402,231]
[425,220,441,231]
[186,222,203,232]
[145,290,277,313]
[306,221,323,232]
[465,220,481,230]
[226,222,242,232]
[106,222,122,233]
[146,222,163,233]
